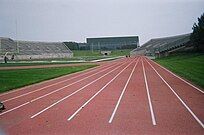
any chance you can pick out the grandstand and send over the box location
[0,37,17,54]
[130,33,190,57]
[0,37,73,60]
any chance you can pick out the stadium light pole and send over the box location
[91,43,93,53]
[98,42,101,51]
[0,38,1,54]
[15,19,19,54]
[15,19,17,39]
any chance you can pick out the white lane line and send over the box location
[146,57,204,94]
[2,63,118,103]
[145,58,204,128]
[30,63,120,102]
[141,59,157,126]
[68,58,138,121]
[0,63,120,116]
[30,61,130,119]
[108,58,139,123]
[0,102,30,116]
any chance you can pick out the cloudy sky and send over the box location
[0,0,203,45]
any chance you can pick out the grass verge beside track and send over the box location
[155,53,204,89]
[71,49,131,61]
[0,62,82,67]
[72,49,131,57]
[0,65,97,93]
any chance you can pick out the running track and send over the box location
[0,56,203,135]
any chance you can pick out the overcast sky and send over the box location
[0,0,203,45]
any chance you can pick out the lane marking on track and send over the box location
[146,57,204,94]
[30,60,131,119]
[2,63,119,103]
[141,59,157,126]
[0,62,122,116]
[145,58,204,128]
[68,58,138,121]
[0,102,30,116]
[108,58,139,123]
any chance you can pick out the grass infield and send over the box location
[0,62,81,67]
[155,53,204,89]
[69,49,131,61]
[0,65,97,93]
[72,49,131,57]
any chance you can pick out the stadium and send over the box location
[0,30,204,134]
[0,37,73,61]
[130,33,191,57]
[0,1,203,134]
[0,31,203,135]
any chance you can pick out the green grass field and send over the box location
[155,53,204,89]
[0,49,131,66]
[69,49,131,61]
[0,65,97,93]
[72,49,131,57]
[0,62,83,67]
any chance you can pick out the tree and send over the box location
[63,42,79,50]
[190,13,204,52]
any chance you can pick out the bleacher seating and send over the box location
[0,37,73,60]
[130,33,190,56]
[16,41,73,59]
[0,37,17,53]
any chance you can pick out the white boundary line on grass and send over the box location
[145,58,204,128]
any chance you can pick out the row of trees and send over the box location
[63,42,90,50]
[63,42,79,50]
[190,13,204,52]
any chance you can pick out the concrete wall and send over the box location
[15,53,73,60]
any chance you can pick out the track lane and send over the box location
[62,58,156,135]
[145,57,204,128]
[68,58,138,121]
[30,60,131,119]
[42,58,137,135]
[1,62,120,111]
[108,58,139,123]
[104,58,157,134]
[6,58,136,135]
[141,59,156,125]
[0,57,126,99]
[0,56,203,135]
[0,61,118,101]
[0,59,131,131]
[143,57,204,134]
[146,57,204,94]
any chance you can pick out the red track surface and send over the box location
[0,56,203,135]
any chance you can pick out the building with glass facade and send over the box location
[86,36,139,50]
